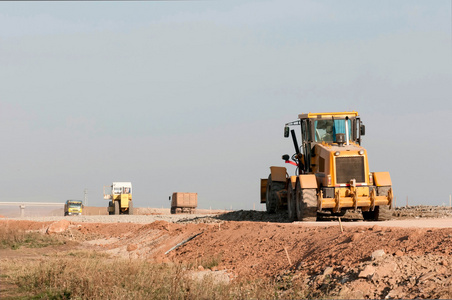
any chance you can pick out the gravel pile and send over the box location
[394,205,452,219]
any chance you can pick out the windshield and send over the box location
[314,119,351,142]
[113,187,131,194]
[68,203,82,208]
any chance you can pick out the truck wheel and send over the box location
[295,183,317,221]
[287,183,297,222]
[266,175,285,214]
[128,201,134,215]
[170,207,176,214]
[108,201,113,215]
[114,201,120,215]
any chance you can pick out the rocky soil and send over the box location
[1,205,451,299]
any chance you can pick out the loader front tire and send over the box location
[266,175,285,214]
[287,183,297,222]
[295,183,317,221]
[375,186,393,221]
[362,186,393,221]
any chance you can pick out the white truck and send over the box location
[104,182,133,215]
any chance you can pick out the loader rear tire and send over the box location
[114,201,120,215]
[266,175,285,214]
[295,183,317,221]
[287,183,297,222]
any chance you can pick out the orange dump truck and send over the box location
[170,193,197,214]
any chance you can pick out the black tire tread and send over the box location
[287,184,296,222]
[362,186,393,221]
[296,184,317,221]
[266,175,286,214]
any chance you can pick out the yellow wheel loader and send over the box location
[104,182,133,215]
[260,112,393,221]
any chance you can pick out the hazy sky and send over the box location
[1,0,451,210]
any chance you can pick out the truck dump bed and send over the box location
[171,193,198,208]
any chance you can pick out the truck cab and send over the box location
[64,200,83,216]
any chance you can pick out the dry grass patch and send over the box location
[0,254,316,300]
[0,225,64,250]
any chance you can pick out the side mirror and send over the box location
[284,126,290,138]
[360,124,366,136]
[168,196,171,201]
[282,154,290,161]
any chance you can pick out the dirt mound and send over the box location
[46,219,70,234]
[330,253,452,299]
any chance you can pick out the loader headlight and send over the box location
[358,150,364,155]
[334,151,340,156]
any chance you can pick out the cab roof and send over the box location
[112,182,132,188]
[298,111,359,119]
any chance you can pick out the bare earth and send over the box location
[1,206,451,299]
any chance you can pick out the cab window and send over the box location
[314,119,351,142]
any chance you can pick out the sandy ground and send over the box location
[1,206,451,299]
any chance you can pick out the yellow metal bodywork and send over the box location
[64,201,83,216]
[67,207,82,214]
[270,166,287,182]
[298,111,359,120]
[305,136,392,212]
[373,172,392,186]
[120,194,130,208]
[112,193,132,209]
[298,174,317,189]
[289,175,297,190]
[318,186,393,212]
[260,167,288,203]
[311,143,371,187]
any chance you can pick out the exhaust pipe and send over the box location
[345,116,349,146]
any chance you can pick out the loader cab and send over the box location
[284,112,365,173]
[300,115,363,145]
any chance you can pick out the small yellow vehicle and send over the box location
[64,200,83,216]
